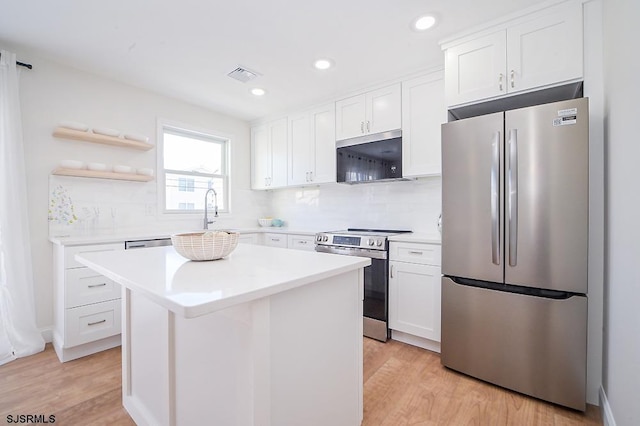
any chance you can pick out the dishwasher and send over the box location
[124,238,172,249]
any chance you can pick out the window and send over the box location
[178,177,195,192]
[178,202,195,210]
[160,123,230,214]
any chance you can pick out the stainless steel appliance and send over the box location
[441,97,589,411]
[336,130,407,183]
[315,228,411,341]
[125,238,172,249]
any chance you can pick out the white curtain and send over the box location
[0,50,45,365]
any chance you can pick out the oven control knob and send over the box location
[322,235,329,242]
[316,235,322,242]
[376,239,383,247]
[368,239,375,246]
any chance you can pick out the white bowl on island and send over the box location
[171,231,239,261]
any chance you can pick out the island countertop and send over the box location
[76,243,370,318]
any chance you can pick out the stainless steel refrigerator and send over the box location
[440,97,588,411]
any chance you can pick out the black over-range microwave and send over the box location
[336,130,404,184]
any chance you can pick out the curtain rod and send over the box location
[0,53,33,69]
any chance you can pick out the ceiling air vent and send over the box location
[227,67,260,83]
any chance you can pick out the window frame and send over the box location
[157,119,232,217]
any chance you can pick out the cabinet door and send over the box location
[65,268,121,308]
[444,31,506,106]
[263,233,288,248]
[335,94,366,141]
[389,261,441,342]
[366,84,402,135]
[238,233,259,245]
[65,299,122,347]
[287,234,316,251]
[288,113,313,186]
[311,103,336,184]
[64,242,123,268]
[506,2,582,93]
[270,118,288,188]
[401,73,446,177]
[251,124,271,190]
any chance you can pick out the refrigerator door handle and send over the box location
[508,129,518,267]
[491,132,500,265]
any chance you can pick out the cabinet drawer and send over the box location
[65,243,123,269]
[263,233,288,248]
[65,268,121,308]
[287,235,316,251]
[65,299,122,347]
[238,233,259,245]
[389,242,441,266]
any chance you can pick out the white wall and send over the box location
[2,44,267,332]
[602,0,640,425]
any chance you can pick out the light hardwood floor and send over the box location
[0,341,601,425]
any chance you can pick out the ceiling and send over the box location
[1,0,545,122]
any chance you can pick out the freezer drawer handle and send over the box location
[491,132,500,265]
[508,129,518,267]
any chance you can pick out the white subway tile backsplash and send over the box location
[268,177,442,233]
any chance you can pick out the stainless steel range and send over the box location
[315,228,411,342]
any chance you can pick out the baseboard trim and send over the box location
[39,327,53,343]
[390,330,441,353]
[599,386,616,426]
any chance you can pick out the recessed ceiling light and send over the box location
[314,59,334,70]
[250,88,266,96]
[413,15,437,31]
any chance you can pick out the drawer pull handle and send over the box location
[408,251,423,255]
[88,319,106,326]
[88,283,107,288]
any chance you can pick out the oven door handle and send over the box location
[314,245,388,260]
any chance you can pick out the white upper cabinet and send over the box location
[443,0,583,107]
[311,104,337,184]
[506,3,583,93]
[445,31,506,106]
[288,113,311,186]
[251,117,288,190]
[335,84,401,141]
[401,71,446,177]
[288,103,336,186]
[251,124,270,190]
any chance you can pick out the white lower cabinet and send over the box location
[287,234,316,251]
[53,242,124,362]
[389,241,442,352]
[238,233,259,245]
[262,233,288,248]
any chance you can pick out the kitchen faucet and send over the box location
[203,188,218,229]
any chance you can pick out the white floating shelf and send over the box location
[53,127,153,151]
[52,168,154,182]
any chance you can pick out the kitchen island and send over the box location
[77,243,370,426]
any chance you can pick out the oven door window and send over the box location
[363,258,388,321]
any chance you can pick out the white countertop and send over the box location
[388,232,441,244]
[76,243,370,318]
[49,227,319,246]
